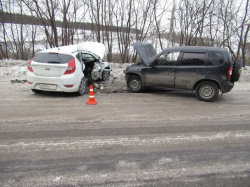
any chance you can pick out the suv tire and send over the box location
[128,75,143,92]
[195,81,219,102]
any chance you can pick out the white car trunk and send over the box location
[31,61,68,77]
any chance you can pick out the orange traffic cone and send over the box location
[86,85,97,105]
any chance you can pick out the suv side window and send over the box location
[180,52,206,66]
[155,52,180,66]
[208,52,224,66]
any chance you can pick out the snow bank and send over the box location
[0,60,28,81]
[0,60,29,67]
[238,66,250,82]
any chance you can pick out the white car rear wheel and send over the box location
[77,78,87,96]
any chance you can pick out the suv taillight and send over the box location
[228,67,232,79]
[64,58,76,74]
[28,58,34,72]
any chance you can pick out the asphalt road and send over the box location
[0,81,250,186]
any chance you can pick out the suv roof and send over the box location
[160,46,228,53]
[132,42,230,65]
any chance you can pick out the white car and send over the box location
[27,42,111,95]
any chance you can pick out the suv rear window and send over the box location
[181,52,206,66]
[208,52,224,66]
[33,53,73,64]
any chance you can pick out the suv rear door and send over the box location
[175,52,207,89]
[206,51,228,81]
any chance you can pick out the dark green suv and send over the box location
[124,42,242,102]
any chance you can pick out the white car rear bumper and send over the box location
[27,72,83,92]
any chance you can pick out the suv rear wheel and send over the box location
[128,75,143,92]
[195,81,219,102]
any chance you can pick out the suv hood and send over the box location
[132,42,156,66]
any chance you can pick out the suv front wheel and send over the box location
[128,75,144,93]
[195,81,219,102]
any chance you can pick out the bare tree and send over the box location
[131,0,155,62]
[114,0,133,63]
[1,0,29,59]
[86,0,102,42]
[61,0,71,45]
[59,0,84,45]
[0,0,9,59]
[178,0,208,46]
[176,0,249,64]
[236,0,250,66]
[168,0,176,48]
[153,0,164,50]
[22,0,59,48]
[102,0,115,61]
[213,0,250,64]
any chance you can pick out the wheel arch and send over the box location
[126,74,145,92]
[126,72,145,85]
[104,66,111,70]
[193,79,221,91]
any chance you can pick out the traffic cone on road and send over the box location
[86,85,97,105]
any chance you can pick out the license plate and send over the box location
[39,84,57,90]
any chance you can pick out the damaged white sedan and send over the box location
[27,42,111,95]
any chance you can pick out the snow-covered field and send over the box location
[0,60,249,91]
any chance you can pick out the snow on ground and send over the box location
[0,60,29,81]
[238,66,250,82]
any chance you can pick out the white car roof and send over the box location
[39,42,106,59]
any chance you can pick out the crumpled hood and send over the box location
[43,42,106,59]
[77,42,106,59]
[132,42,156,66]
